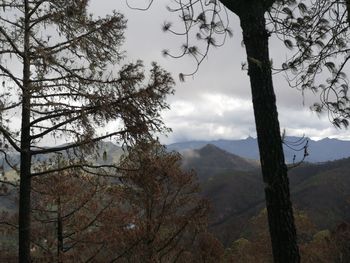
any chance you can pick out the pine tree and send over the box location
[138,1,301,261]
[0,1,174,261]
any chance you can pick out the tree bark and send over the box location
[19,1,32,261]
[238,5,300,263]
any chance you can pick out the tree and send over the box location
[270,0,350,127]
[7,141,215,262]
[30,169,114,262]
[133,0,300,261]
[0,1,174,261]
[105,140,212,262]
[231,4,300,260]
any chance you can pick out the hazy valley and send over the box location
[2,137,349,248]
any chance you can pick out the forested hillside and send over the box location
[181,145,350,247]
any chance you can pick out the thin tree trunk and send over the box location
[19,1,32,261]
[57,197,63,263]
[238,6,300,263]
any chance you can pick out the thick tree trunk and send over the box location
[19,1,32,262]
[238,6,300,263]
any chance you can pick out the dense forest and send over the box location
[0,0,350,262]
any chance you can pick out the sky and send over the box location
[90,0,350,144]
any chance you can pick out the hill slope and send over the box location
[183,144,350,245]
[181,144,259,181]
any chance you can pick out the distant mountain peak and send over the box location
[200,143,226,153]
[201,143,217,149]
[198,144,245,160]
[180,143,259,181]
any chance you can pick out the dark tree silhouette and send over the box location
[132,0,300,261]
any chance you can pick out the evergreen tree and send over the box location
[136,0,301,261]
[0,0,174,261]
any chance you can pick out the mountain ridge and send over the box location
[168,136,350,163]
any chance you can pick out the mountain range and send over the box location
[168,136,350,163]
[2,136,350,169]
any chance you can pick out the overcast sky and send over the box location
[90,0,350,144]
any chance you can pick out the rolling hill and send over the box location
[180,144,350,246]
[181,144,259,181]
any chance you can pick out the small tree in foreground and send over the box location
[106,141,216,262]
[1,141,222,262]
[30,170,113,262]
[0,0,174,261]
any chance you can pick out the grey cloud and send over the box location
[89,0,349,143]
